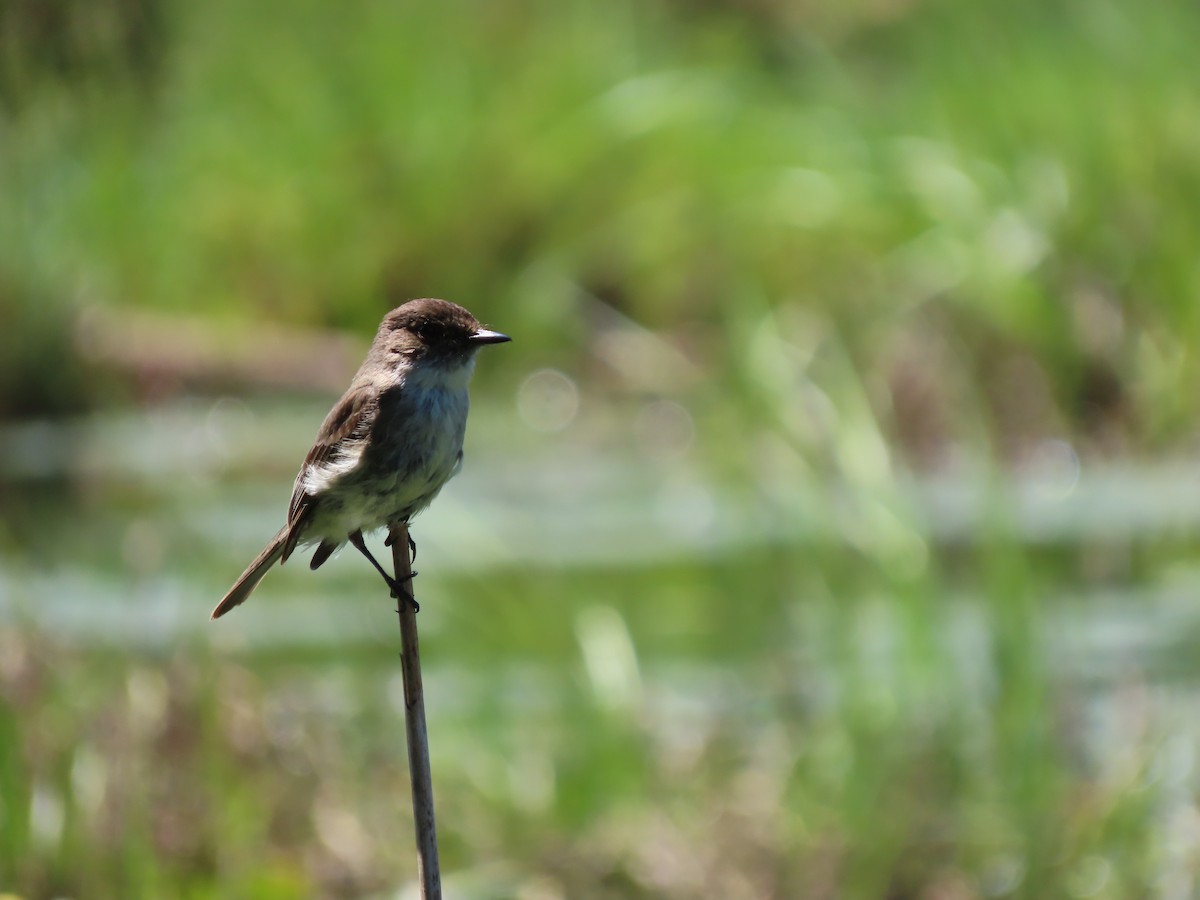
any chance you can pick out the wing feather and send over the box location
[281,382,379,559]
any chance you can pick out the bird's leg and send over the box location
[347,530,398,592]
[348,530,419,611]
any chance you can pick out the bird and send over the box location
[211,298,510,619]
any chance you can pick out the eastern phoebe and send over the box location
[211,298,510,619]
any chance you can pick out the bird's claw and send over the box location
[393,593,420,613]
[387,574,420,613]
[384,530,417,562]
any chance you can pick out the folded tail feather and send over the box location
[210,527,288,619]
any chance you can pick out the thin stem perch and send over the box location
[389,522,441,899]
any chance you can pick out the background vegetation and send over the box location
[3,0,1200,896]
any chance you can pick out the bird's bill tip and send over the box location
[470,328,512,345]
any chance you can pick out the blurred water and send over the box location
[2,392,1200,780]
[3,399,1200,657]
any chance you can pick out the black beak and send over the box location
[470,328,511,345]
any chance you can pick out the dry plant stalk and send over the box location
[388,522,441,899]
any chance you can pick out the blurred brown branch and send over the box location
[74,306,366,396]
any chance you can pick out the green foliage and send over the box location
[1,0,1197,895]
[1,0,1199,447]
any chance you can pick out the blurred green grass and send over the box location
[0,547,1176,899]
[3,0,1200,448]
[2,0,1200,896]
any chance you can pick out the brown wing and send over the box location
[281,382,379,561]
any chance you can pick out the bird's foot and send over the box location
[384,531,418,563]
[389,571,420,613]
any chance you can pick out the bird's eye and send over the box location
[413,321,451,344]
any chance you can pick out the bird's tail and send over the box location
[211,527,288,619]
